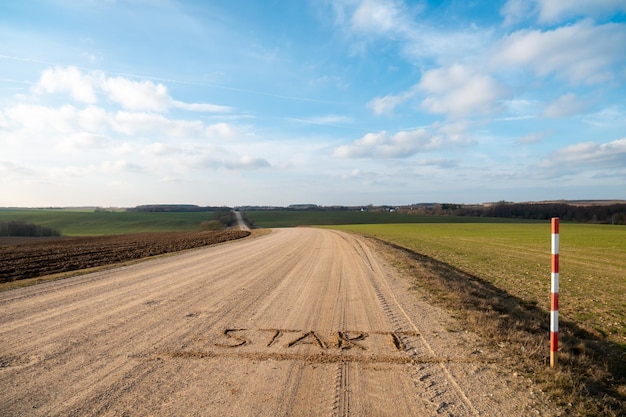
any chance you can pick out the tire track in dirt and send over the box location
[0,228,557,416]
[334,362,350,417]
[331,235,350,417]
[349,235,480,416]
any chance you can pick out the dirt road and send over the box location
[233,210,250,231]
[0,228,554,416]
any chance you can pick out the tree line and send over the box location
[0,221,61,237]
[437,202,626,225]
[127,204,230,212]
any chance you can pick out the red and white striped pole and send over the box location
[550,218,559,368]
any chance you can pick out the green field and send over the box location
[244,210,525,228]
[0,209,217,236]
[328,222,626,346]
[0,208,531,235]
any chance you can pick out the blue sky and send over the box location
[1,0,625,207]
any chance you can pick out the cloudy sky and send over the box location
[1,0,625,207]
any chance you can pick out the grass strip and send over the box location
[361,233,626,416]
[255,216,626,412]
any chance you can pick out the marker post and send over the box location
[550,218,559,368]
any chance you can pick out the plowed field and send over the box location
[0,230,250,283]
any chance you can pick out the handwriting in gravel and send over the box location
[214,328,420,352]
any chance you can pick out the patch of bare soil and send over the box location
[0,228,560,416]
[0,230,250,283]
[0,236,69,246]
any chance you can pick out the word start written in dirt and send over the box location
[213,328,421,352]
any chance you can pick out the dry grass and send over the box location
[370,237,626,416]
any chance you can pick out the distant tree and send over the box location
[127,205,229,212]
[213,210,234,227]
[0,221,61,237]
[444,202,626,225]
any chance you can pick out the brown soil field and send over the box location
[0,228,560,416]
[0,230,250,283]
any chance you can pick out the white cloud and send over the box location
[333,128,437,159]
[111,111,204,137]
[0,110,7,128]
[144,142,181,156]
[58,132,111,152]
[501,0,626,25]
[205,122,238,139]
[5,104,78,133]
[332,0,489,66]
[101,160,143,174]
[185,155,222,170]
[367,65,505,118]
[418,65,505,117]
[32,66,230,114]
[225,156,271,170]
[437,121,472,144]
[367,86,417,115]
[407,28,492,67]
[3,102,227,145]
[540,137,626,168]
[583,106,626,128]
[49,165,96,179]
[502,99,539,119]
[102,77,171,112]
[77,105,109,132]
[172,101,231,113]
[114,142,136,155]
[103,79,229,114]
[536,0,626,24]
[34,66,98,103]
[182,154,270,171]
[333,119,474,159]
[492,21,626,84]
[543,93,588,118]
[350,0,406,35]
[500,0,534,27]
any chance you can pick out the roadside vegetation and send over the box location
[330,223,626,416]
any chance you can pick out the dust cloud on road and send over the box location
[0,228,555,416]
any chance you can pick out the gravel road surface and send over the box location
[0,228,555,416]
[233,210,250,231]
